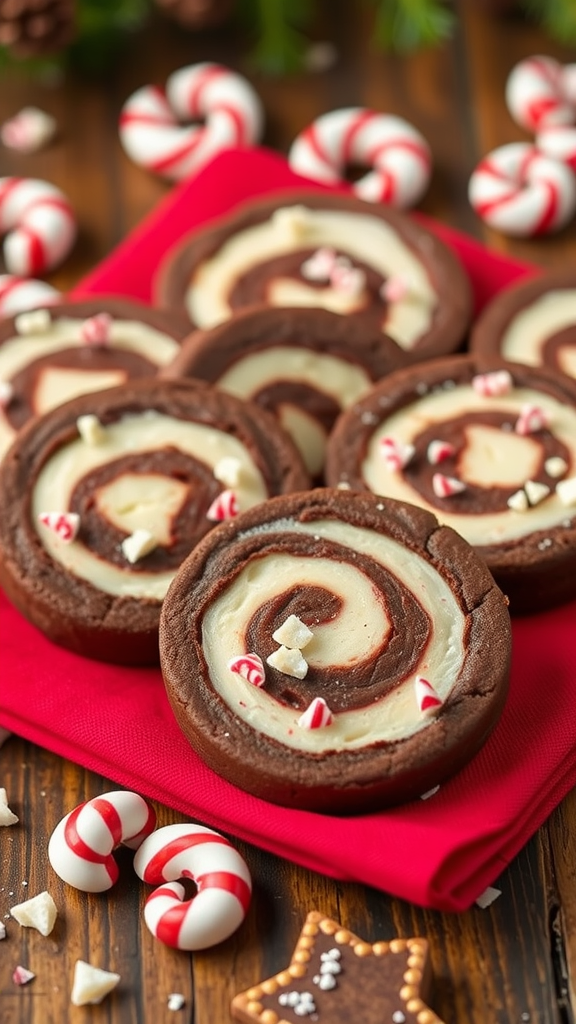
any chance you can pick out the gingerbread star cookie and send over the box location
[231,911,445,1024]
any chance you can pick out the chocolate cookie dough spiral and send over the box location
[0,379,308,665]
[160,489,511,813]
[325,355,576,613]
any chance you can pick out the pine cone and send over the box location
[155,0,235,30]
[0,0,77,58]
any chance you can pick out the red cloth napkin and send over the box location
[1,147,575,913]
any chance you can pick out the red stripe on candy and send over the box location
[341,110,378,165]
[197,870,251,913]
[141,832,231,884]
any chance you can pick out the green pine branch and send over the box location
[367,0,456,53]
[521,0,576,46]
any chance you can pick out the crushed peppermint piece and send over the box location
[272,614,314,650]
[380,436,415,471]
[0,922,6,939]
[38,511,80,543]
[71,960,121,1006]
[76,414,106,446]
[545,456,567,478]
[80,312,113,347]
[167,993,186,1011]
[15,308,52,334]
[427,439,455,465]
[524,480,550,506]
[556,476,576,507]
[515,404,549,435]
[380,275,409,302]
[228,653,266,687]
[0,379,14,407]
[475,885,502,908]
[267,646,308,679]
[0,788,18,826]
[432,473,466,498]
[301,247,337,282]
[10,890,58,936]
[415,676,443,715]
[507,489,529,512]
[420,785,441,800]
[472,370,513,396]
[206,489,239,521]
[298,697,333,729]
[1,106,56,152]
[330,261,366,296]
[121,529,157,564]
[13,966,35,985]
[213,456,243,488]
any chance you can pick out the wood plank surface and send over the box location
[1,2,575,1022]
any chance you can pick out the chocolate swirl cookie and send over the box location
[0,378,309,665]
[325,354,576,613]
[0,297,191,461]
[470,270,576,381]
[154,190,472,364]
[159,488,511,813]
[162,305,404,479]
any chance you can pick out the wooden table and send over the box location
[1,4,575,1022]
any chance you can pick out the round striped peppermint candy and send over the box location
[133,823,252,950]
[0,177,76,276]
[0,274,61,316]
[505,56,576,132]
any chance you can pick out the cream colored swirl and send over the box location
[501,290,576,378]
[201,517,466,752]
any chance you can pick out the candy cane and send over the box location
[133,823,252,951]
[505,56,576,132]
[48,791,156,893]
[0,177,76,276]
[288,107,432,209]
[118,62,264,181]
[0,274,61,316]
[206,488,238,521]
[468,143,576,237]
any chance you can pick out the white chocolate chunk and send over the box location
[272,614,314,650]
[76,414,106,446]
[213,456,243,488]
[71,960,121,1006]
[121,529,157,564]
[0,787,18,825]
[10,890,58,936]
[475,885,502,909]
[168,993,186,1010]
[271,204,311,241]
[266,646,309,679]
[545,456,568,478]
[524,480,551,506]
[556,475,576,506]
[507,489,529,512]
[0,921,6,939]
[15,308,51,334]
[0,379,13,407]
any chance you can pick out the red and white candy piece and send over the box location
[536,125,576,173]
[298,697,333,730]
[0,177,76,276]
[133,822,252,951]
[379,436,415,471]
[206,489,239,521]
[301,247,337,282]
[515,404,549,435]
[415,676,443,716]
[432,473,466,498]
[468,143,576,237]
[288,107,432,209]
[227,653,266,687]
[48,790,156,893]
[119,62,263,181]
[330,261,366,296]
[472,370,513,397]
[80,312,113,347]
[1,107,57,153]
[12,966,35,986]
[380,275,410,302]
[505,56,576,133]
[0,274,61,316]
[38,511,80,543]
[427,440,455,465]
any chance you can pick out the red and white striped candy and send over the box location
[427,440,455,465]
[288,107,432,209]
[468,143,576,237]
[415,676,443,716]
[38,511,80,543]
[432,473,466,498]
[515,404,549,435]
[119,62,263,182]
[47,790,156,893]
[472,370,513,397]
[505,56,576,133]
[301,247,337,282]
[0,177,76,276]
[206,489,239,521]
[12,966,35,986]
[330,261,366,296]
[1,107,56,153]
[227,653,266,687]
[298,697,333,730]
[536,125,576,173]
[379,436,415,471]
[0,274,61,317]
[133,823,252,951]
[380,276,410,302]
[80,312,113,347]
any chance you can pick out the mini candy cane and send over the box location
[298,697,333,730]
[0,274,61,316]
[427,440,455,465]
[133,822,252,950]
[515,404,549,435]
[288,107,432,209]
[38,512,80,543]
[415,676,443,716]
[48,791,156,893]
[206,489,238,521]
[119,62,264,181]
[505,56,576,132]
[472,370,513,397]
[432,473,466,498]
[468,143,576,237]
[379,436,415,471]
[227,653,266,687]
[80,313,113,347]
[536,126,576,173]
[0,177,76,276]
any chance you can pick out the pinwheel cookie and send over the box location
[325,355,576,613]
[0,378,308,664]
[159,488,510,812]
[154,190,472,365]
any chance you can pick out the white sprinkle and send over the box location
[520,1013,531,1022]
[360,410,378,425]
[320,960,341,975]
[321,949,341,960]
[376,503,385,511]
[272,614,314,650]
[337,480,351,490]
[267,646,308,679]
[420,785,440,800]
[537,538,552,551]
[76,414,106,446]
[393,1013,406,1023]
[556,476,576,507]
[167,993,186,1011]
[545,456,567,478]
[14,308,51,334]
[475,885,502,908]
[121,529,157,564]
[315,973,336,990]
[415,382,428,395]
[21,880,28,886]
[524,480,550,506]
